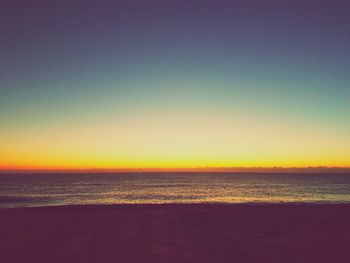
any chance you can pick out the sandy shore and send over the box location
[1,204,349,263]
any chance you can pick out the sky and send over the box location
[1,0,350,170]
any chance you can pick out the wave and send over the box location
[0,195,52,204]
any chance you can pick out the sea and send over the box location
[1,172,350,208]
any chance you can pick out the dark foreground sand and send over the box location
[1,204,350,263]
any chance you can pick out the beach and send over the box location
[1,204,350,263]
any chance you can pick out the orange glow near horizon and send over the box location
[1,109,350,170]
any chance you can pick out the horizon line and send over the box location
[1,166,350,174]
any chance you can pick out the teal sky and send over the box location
[1,0,349,168]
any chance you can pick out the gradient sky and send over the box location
[1,0,350,169]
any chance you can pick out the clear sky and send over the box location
[1,0,350,169]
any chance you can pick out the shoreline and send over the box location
[2,202,350,209]
[2,201,350,210]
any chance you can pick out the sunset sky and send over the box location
[1,0,350,170]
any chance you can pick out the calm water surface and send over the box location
[1,173,350,208]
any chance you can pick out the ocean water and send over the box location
[0,172,350,208]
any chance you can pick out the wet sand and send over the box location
[1,204,349,263]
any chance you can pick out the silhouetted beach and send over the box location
[1,204,350,263]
